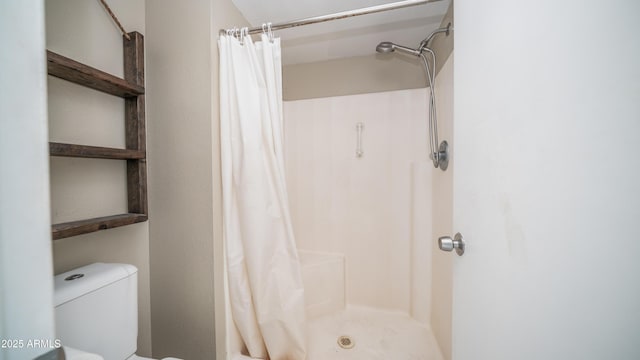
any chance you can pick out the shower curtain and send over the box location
[218,33,307,360]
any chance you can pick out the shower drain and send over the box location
[337,335,355,349]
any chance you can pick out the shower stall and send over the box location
[220,1,454,359]
[282,23,454,358]
[283,84,452,359]
[226,57,455,359]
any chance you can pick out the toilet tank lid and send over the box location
[54,263,138,307]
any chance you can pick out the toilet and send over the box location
[54,263,181,360]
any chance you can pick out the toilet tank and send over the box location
[54,263,138,360]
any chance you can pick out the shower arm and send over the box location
[418,23,451,52]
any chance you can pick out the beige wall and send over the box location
[145,0,248,358]
[46,0,151,356]
[283,54,426,100]
[282,2,453,101]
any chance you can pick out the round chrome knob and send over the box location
[438,236,454,251]
[438,232,465,256]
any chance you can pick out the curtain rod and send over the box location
[219,0,443,36]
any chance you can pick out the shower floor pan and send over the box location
[299,250,443,360]
[307,305,444,360]
[233,252,443,360]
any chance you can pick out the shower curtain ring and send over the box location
[242,27,249,44]
[267,22,274,42]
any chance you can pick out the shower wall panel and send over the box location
[284,89,432,314]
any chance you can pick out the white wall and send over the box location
[452,0,640,359]
[45,1,152,356]
[0,1,56,359]
[284,89,432,315]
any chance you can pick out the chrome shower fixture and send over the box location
[375,41,421,56]
[375,22,452,171]
[375,23,451,58]
[419,22,451,50]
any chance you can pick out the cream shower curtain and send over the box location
[218,33,307,360]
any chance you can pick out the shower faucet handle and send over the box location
[438,232,465,256]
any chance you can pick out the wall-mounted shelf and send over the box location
[49,142,145,160]
[47,50,144,97]
[52,213,148,240]
[48,31,148,240]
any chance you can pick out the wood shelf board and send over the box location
[47,50,144,98]
[49,142,145,160]
[52,213,148,240]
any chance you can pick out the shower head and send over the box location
[377,23,452,58]
[375,41,395,53]
[375,41,421,57]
